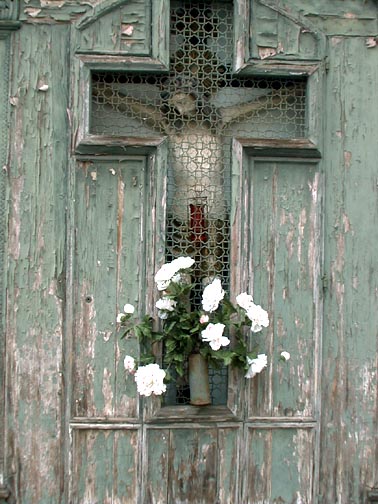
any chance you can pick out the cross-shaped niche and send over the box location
[87,0,307,406]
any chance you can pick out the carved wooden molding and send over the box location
[0,0,20,22]
[234,0,326,73]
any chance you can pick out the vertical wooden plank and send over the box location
[72,427,140,503]
[145,425,240,504]
[0,29,12,497]
[167,427,218,504]
[247,159,322,419]
[244,426,315,503]
[144,428,169,503]
[320,36,378,503]
[217,426,240,503]
[73,158,147,419]
[6,24,69,503]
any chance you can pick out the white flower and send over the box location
[201,278,225,313]
[280,351,291,361]
[156,297,177,312]
[246,303,269,332]
[155,257,194,290]
[134,363,166,396]
[245,354,267,379]
[199,314,209,324]
[172,256,195,271]
[236,292,254,311]
[123,355,136,373]
[117,303,135,323]
[155,263,176,291]
[201,323,230,351]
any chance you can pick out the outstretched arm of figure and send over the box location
[92,83,173,135]
[218,85,298,128]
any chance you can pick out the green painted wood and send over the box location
[145,425,240,503]
[73,158,148,419]
[250,0,320,60]
[258,0,378,36]
[2,1,378,503]
[72,426,140,502]
[246,158,322,419]
[320,35,378,503]
[0,25,12,500]
[75,0,151,56]
[244,426,315,502]
[6,23,69,503]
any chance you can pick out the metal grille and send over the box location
[91,0,307,406]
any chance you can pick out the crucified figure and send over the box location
[93,78,293,221]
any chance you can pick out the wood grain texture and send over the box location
[5,23,69,503]
[2,1,378,503]
[319,35,378,504]
[0,27,12,500]
[72,158,147,420]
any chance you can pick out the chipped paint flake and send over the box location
[258,46,277,59]
[366,37,378,48]
[24,7,42,17]
[121,24,134,37]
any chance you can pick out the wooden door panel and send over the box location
[144,425,240,504]
[247,159,322,419]
[71,426,141,503]
[73,159,147,419]
[244,426,315,503]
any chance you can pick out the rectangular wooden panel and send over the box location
[73,158,147,419]
[144,425,240,504]
[247,159,322,418]
[243,426,315,503]
[71,426,140,503]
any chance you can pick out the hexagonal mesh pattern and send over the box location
[91,0,307,406]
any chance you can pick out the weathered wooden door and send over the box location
[2,0,378,503]
[67,2,323,503]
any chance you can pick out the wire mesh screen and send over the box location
[91,0,307,406]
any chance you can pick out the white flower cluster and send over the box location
[201,323,230,351]
[132,363,166,396]
[156,297,177,319]
[201,278,225,312]
[236,292,269,332]
[123,355,136,373]
[116,303,135,323]
[154,256,195,291]
[245,354,267,379]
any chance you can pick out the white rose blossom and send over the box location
[156,297,177,319]
[245,354,268,379]
[117,303,135,323]
[123,355,136,373]
[173,256,195,271]
[280,351,291,361]
[236,292,254,311]
[156,297,177,312]
[134,363,167,396]
[199,314,209,324]
[246,303,269,332]
[201,278,225,313]
[155,257,195,290]
[201,323,230,351]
